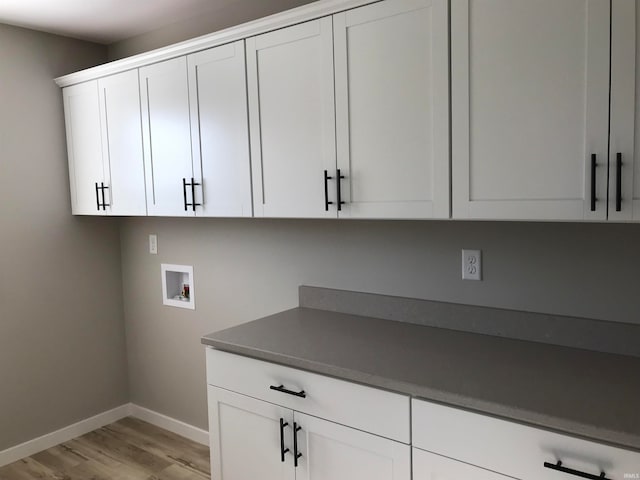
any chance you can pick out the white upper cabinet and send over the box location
[451,0,611,221]
[63,81,106,215]
[63,73,146,216]
[334,0,450,219]
[187,41,253,217]
[247,18,337,218]
[140,57,195,217]
[98,70,147,216]
[61,0,640,223]
[609,0,639,221]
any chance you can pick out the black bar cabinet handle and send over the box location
[324,170,333,211]
[279,418,289,462]
[101,183,110,209]
[590,154,597,212]
[544,461,610,480]
[293,422,302,467]
[190,177,202,212]
[95,182,101,211]
[270,384,306,398]
[616,152,623,212]
[182,178,188,211]
[336,169,345,211]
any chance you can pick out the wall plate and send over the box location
[161,264,195,310]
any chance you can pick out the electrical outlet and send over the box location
[462,249,481,280]
[149,234,158,255]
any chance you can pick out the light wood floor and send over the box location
[0,417,210,480]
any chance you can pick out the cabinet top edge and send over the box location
[54,0,381,87]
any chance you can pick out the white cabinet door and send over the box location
[63,81,106,215]
[247,18,337,218]
[451,0,611,221]
[609,0,639,221]
[188,41,252,217]
[413,448,514,480]
[294,412,410,480]
[140,57,194,217]
[634,0,640,222]
[334,0,450,219]
[208,386,295,480]
[98,70,147,216]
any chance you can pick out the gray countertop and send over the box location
[201,307,640,452]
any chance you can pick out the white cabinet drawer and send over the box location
[412,399,640,480]
[413,447,513,480]
[206,348,410,443]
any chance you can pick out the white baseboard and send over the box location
[129,404,209,446]
[0,404,130,468]
[0,403,209,468]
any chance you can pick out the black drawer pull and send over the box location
[95,182,101,211]
[279,418,289,462]
[183,177,202,212]
[270,384,306,398]
[616,152,623,212]
[590,154,597,212]
[190,177,201,212]
[336,169,345,211]
[182,178,188,211]
[100,183,110,209]
[544,461,610,480]
[324,170,334,211]
[293,422,302,467]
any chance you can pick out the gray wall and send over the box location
[108,0,317,60]
[0,24,128,451]
[119,218,640,430]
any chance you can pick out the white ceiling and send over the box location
[0,0,240,44]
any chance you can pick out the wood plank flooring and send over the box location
[0,417,210,480]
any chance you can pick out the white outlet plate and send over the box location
[149,234,158,254]
[462,249,482,281]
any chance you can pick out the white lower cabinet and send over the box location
[206,348,411,480]
[208,386,294,480]
[412,398,640,480]
[295,412,410,480]
[413,448,512,480]
[206,349,639,480]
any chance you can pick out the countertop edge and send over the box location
[201,337,640,453]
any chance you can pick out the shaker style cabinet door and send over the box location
[187,40,253,217]
[334,0,450,219]
[451,0,611,220]
[63,81,106,215]
[294,412,410,480]
[140,57,195,217]
[98,70,147,216]
[208,386,295,480]
[609,0,639,221]
[246,18,337,218]
[413,448,512,480]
